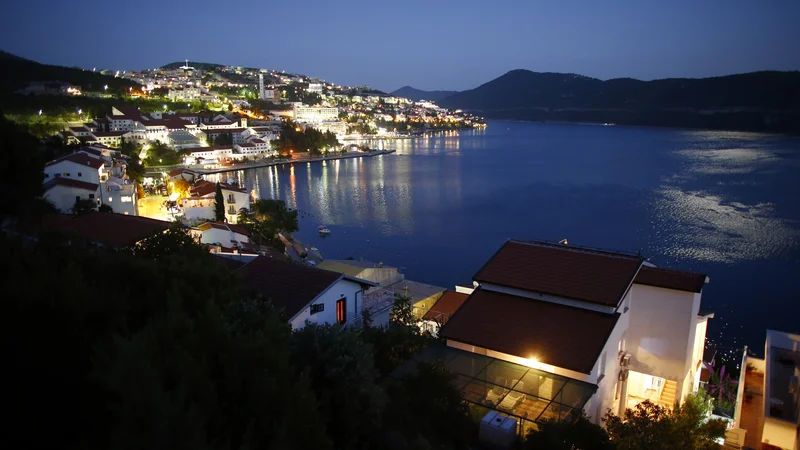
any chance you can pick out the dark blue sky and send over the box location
[2,0,799,92]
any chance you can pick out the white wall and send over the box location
[763,417,797,450]
[199,227,249,246]
[44,160,103,184]
[289,278,365,329]
[584,309,631,424]
[185,205,215,222]
[223,189,250,223]
[626,284,699,387]
[44,184,99,213]
[358,267,404,287]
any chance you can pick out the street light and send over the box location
[104,85,108,91]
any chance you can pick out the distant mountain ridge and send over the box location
[437,69,800,132]
[391,86,458,102]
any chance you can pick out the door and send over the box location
[336,297,347,324]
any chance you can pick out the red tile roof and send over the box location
[38,213,171,248]
[91,131,128,137]
[43,177,99,192]
[189,180,247,197]
[240,256,344,319]
[423,291,469,320]
[45,153,104,169]
[634,266,707,293]
[474,240,643,307]
[440,288,621,374]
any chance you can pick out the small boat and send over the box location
[318,225,331,235]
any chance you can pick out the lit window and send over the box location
[336,298,347,324]
[108,197,113,202]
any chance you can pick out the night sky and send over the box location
[2,0,799,92]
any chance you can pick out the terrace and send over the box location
[394,344,596,436]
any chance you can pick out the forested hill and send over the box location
[437,69,800,132]
[391,86,458,102]
[0,50,138,95]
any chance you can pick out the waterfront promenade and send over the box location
[144,149,395,177]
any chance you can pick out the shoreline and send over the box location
[195,149,396,175]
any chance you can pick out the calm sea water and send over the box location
[219,121,800,354]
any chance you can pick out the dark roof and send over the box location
[39,212,171,248]
[168,168,196,177]
[91,131,128,137]
[190,180,246,197]
[473,240,643,307]
[240,256,344,319]
[423,291,469,320]
[46,153,104,169]
[634,266,707,293]
[440,288,620,374]
[43,177,99,192]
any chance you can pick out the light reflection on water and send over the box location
[224,122,800,350]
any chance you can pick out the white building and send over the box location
[182,180,250,224]
[307,83,323,94]
[102,176,138,216]
[433,240,712,434]
[239,256,377,329]
[195,222,250,248]
[43,178,100,213]
[44,153,106,185]
[292,105,339,123]
[309,121,347,137]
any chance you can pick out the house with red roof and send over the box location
[195,222,250,248]
[183,180,250,224]
[425,239,712,433]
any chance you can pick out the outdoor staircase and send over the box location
[658,380,677,409]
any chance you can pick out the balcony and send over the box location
[227,197,236,204]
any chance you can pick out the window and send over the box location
[310,304,324,314]
[78,172,82,177]
[108,197,113,202]
[88,194,94,199]
[336,297,347,324]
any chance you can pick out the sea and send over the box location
[218,121,800,356]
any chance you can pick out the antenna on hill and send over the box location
[558,238,569,245]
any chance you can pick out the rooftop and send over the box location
[473,240,643,307]
[38,212,171,248]
[197,221,250,237]
[46,153,105,170]
[440,288,621,374]
[423,290,469,321]
[634,265,707,293]
[317,259,396,277]
[239,256,361,319]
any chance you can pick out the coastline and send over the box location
[195,149,396,175]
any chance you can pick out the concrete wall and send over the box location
[584,310,631,423]
[763,417,797,450]
[626,284,698,385]
[44,184,100,213]
[185,205,214,222]
[44,160,103,184]
[290,279,365,329]
[359,267,404,287]
[200,227,249,246]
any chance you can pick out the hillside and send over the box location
[391,86,458,102]
[0,50,138,94]
[438,70,800,132]
[160,61,226,71]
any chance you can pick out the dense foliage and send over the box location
[603,392,727,450]
[1,227,472,450]
[272,121,339,155]
[237,198,299,249]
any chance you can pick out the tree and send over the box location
[0,116,47,222]
[98,204,113,213]
[171,178,191,199]
[72,198,97,214]
[290,324,385,449]
[525,414,612,450]
[390,293,416,328]
[603,392,727,450]
[214,182,225,222]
